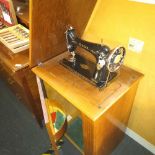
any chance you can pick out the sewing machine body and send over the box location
[60,27,125,88]
[61,53,117,88]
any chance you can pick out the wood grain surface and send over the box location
[0,42,29,72]
[29,0,97,67]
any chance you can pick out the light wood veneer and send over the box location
[33,52,143,155]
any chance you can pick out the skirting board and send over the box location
[125,128,155,154]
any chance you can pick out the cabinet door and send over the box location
[29,0,97,67]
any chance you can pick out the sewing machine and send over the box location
[60,26,126,88]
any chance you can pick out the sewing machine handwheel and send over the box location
[107,46,126,72]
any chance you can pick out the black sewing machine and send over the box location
[60,26,126,88]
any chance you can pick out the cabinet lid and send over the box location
[30,0,97,67]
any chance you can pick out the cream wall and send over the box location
[83,0,155,145]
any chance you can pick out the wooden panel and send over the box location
[65,0,97,36]
[30,0,97,67]
[82,114,95,155]
[94,82,139,155]
[64,72,140,155]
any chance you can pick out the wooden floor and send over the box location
[0,78,153,155]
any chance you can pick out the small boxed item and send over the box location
[0,0,29,53]
[0,24,29,53]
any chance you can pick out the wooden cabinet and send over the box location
[0,42,43,125]
[32,52,143,155]
[29,1,143,154]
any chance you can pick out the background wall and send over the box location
[82,0,155,145]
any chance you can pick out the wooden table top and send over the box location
[32,52,143,121]
[0,43,29,72]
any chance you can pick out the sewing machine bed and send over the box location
[60,54,117,88]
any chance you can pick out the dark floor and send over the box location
[0,78,153,155]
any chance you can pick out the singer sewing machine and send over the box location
[60,26,126,88]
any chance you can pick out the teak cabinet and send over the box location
[30,0,143,155]
[32,52,143,155]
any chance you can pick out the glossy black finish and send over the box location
[60,54,117,88]
[66,27,110,59]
